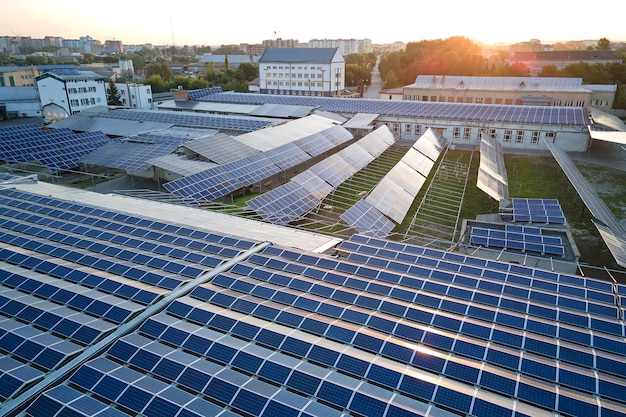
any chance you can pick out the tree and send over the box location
[383,71,400,89]
[597,38,611,50]
[106,80,122,106]
[147,59,173,82]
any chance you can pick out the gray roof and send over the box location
[409,75,591,92]
[259,47,340,63]
[0,86,39,101]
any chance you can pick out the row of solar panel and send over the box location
[196,92,587,126]
[235,250,624,357]
[247,127,394,224]
[471,226,563,245]
[0,125,110,172]
[469,235,566,256]
[165,126,353,204]
[188,280,624,402]
[340,130,445,236]
[155,296,620,417]
[0,188,256,250]
[477,135,509,201]
[99,109,274,132]
[345,233,615,291]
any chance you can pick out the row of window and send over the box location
[267,73,323,80]
[265,89,326,96]
[379,122,556,145]
[405,95,588,107]
[266,65,324,71]
[267,81,322,88]
[69,97,101,107]
[67,86,97,94]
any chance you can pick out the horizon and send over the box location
[3,0,626,48]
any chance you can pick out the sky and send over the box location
[3,0,626,47]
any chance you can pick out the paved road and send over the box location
[363,59,383,99]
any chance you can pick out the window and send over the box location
[531,131,540,144]
[453,127,461,140]
[415,125,422,136]
[405,124,412,136]
[475,97,483,103]
[80,98,89,105]
[70,99,79,106]
[463,127,471,141]
[489,129,497,139]
[504,130,512,142]
[545,132,555,143]
[68,88,78,94]
[516,131,524,143]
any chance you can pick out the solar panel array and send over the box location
[0,188,256,406]
[165,125,354,205]
[469,224,566,257]
[195,92,587,126]
[97,108,275,133]
[0,184,624,416]
[506,198,567,224]
[81,134,183,172]
[0,124,109,173]
[544,138,626,267]
[477,134,509,201]
[248,126,395,225]
[181,134,260,165]
[342,129,446,235]
[187,87,224,100]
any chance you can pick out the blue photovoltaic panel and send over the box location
[510,198,567,224]
[97,108,274,133]
[0,125,109,173]
[195,92,587,126]
[340,200,396,238]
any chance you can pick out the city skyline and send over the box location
[3,0,626,48]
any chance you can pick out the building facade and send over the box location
[0,66,40,87]
[308,38,372,55]
[402,75,617,112]
[36,68,106,115]
[115,83,153,109]
[259,48,345,96]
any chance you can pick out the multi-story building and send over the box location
[308,38,372,55]
[259,48,345,96]
[36,65,106,115]
[0,66,40,87]
[115,82,153,109]
[104,40,124,54]
[402,75,617,112]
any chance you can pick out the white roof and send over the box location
[408,75,592,92]
[234,114,340,152]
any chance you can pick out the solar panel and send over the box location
[339,200,396,238]
[196,92,587,127]
[182,133,260,164]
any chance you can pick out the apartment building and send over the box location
[36,65,106,115]
[259,48,345,96]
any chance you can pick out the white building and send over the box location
[259,48,345,97]
[308,38,372,55]
[36,67,106,115]
[115,83,153,109]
